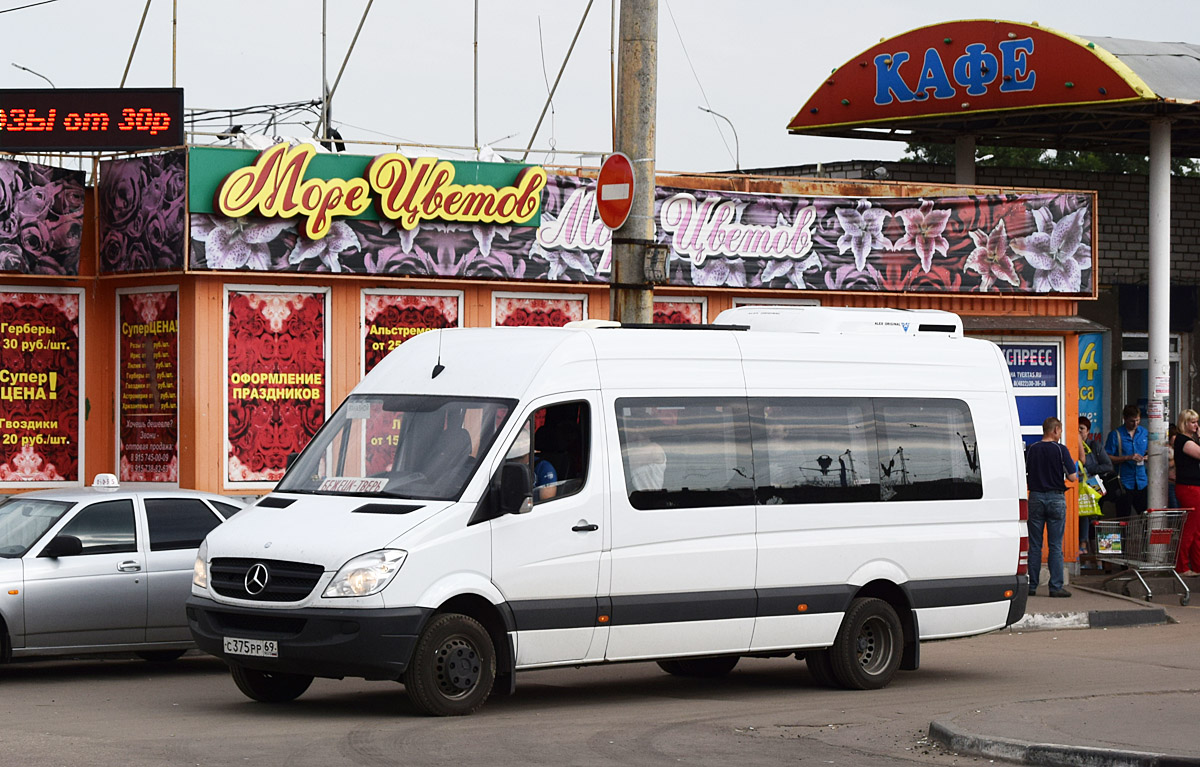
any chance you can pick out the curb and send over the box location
[929,719,1200,767]
[1008,606,1166,632]
[1008,586,1170,632]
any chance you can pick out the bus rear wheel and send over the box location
[829,598,903,690]
[803,649,839,688]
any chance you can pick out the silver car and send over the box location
[0,475,244,663]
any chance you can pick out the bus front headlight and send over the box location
[323,549,407,598]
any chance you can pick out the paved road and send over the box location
[1,604,1197,767]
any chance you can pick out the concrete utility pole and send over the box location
[611,0,657,324]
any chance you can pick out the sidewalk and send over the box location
[930,571,1199,766]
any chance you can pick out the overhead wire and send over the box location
[0,0,58,15]
[536,16,558,165]
[663,0,735,167]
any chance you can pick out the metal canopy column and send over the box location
[1148,118,1171,509]
[955,135,976,185]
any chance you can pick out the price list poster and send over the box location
[117,289,178,482]
[225,287,329,486]
[0,289,83,484]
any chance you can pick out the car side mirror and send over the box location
[40,534,83,558]
[499,463,533,516]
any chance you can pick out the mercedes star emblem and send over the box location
[244,563,270,595]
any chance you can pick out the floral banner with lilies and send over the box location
[187,171,1093,296]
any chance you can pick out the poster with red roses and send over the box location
[653,299,705,325]
[361,290,462,477]
[225,288,328,485]
[362,290,462,375]
[493,293,586,327]
[0,289,82,484]
[118,289,179,482]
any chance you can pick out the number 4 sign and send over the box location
[1078,332,1104,436]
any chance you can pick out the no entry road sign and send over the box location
[596,152,635,230]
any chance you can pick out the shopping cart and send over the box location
[1093,509,1191,606]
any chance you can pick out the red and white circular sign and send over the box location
[596,152,635,230]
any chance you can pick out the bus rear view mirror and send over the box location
[500,463,533,516]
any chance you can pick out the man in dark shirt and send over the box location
[1025,417,1078,598]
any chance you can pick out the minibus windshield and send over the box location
[276,394,516,500]
[0,498,73,557]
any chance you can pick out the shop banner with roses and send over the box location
[226,288,328,485]
[99,149,187,273]
[190,167,1094,296]
[118,289,178,482]
[0,160,84,276]
[0,289,82,484]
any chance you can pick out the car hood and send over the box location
[202,495,455,569]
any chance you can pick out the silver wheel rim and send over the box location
[855,615,895,676]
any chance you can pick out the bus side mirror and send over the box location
[499,463,533,516]
[286,452,300,470]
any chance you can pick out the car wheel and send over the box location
[803,649,839,688]
[829,598,903,690]
[137,650,186,663]
[403,613,495,716]
[656,656,739,677]
[230,664,314,703]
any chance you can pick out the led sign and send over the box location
[0,88,184,152]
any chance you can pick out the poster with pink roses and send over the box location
[0,290,81,483]
[653,299,704,325]
[493,294,586,326]
[118,289,179,482]
[226,289,328,484]
[98,150,187,273]
[0,160,85,276]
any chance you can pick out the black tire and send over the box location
[137,650,186,663]
[656,659,685,675]
[230,664,313,703]
[803,649,839,688]
[656,656,739,678]
[829,598,903,690]
[403,613,495,716]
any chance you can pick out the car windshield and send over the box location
[0,497,74,557]
[276,394,516,500]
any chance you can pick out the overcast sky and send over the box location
[6,0,1200,171]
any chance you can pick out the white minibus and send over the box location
[188,306,1029,715]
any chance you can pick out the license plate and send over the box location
[223,637,278,658]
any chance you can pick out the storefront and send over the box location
[1,140,1094,522]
